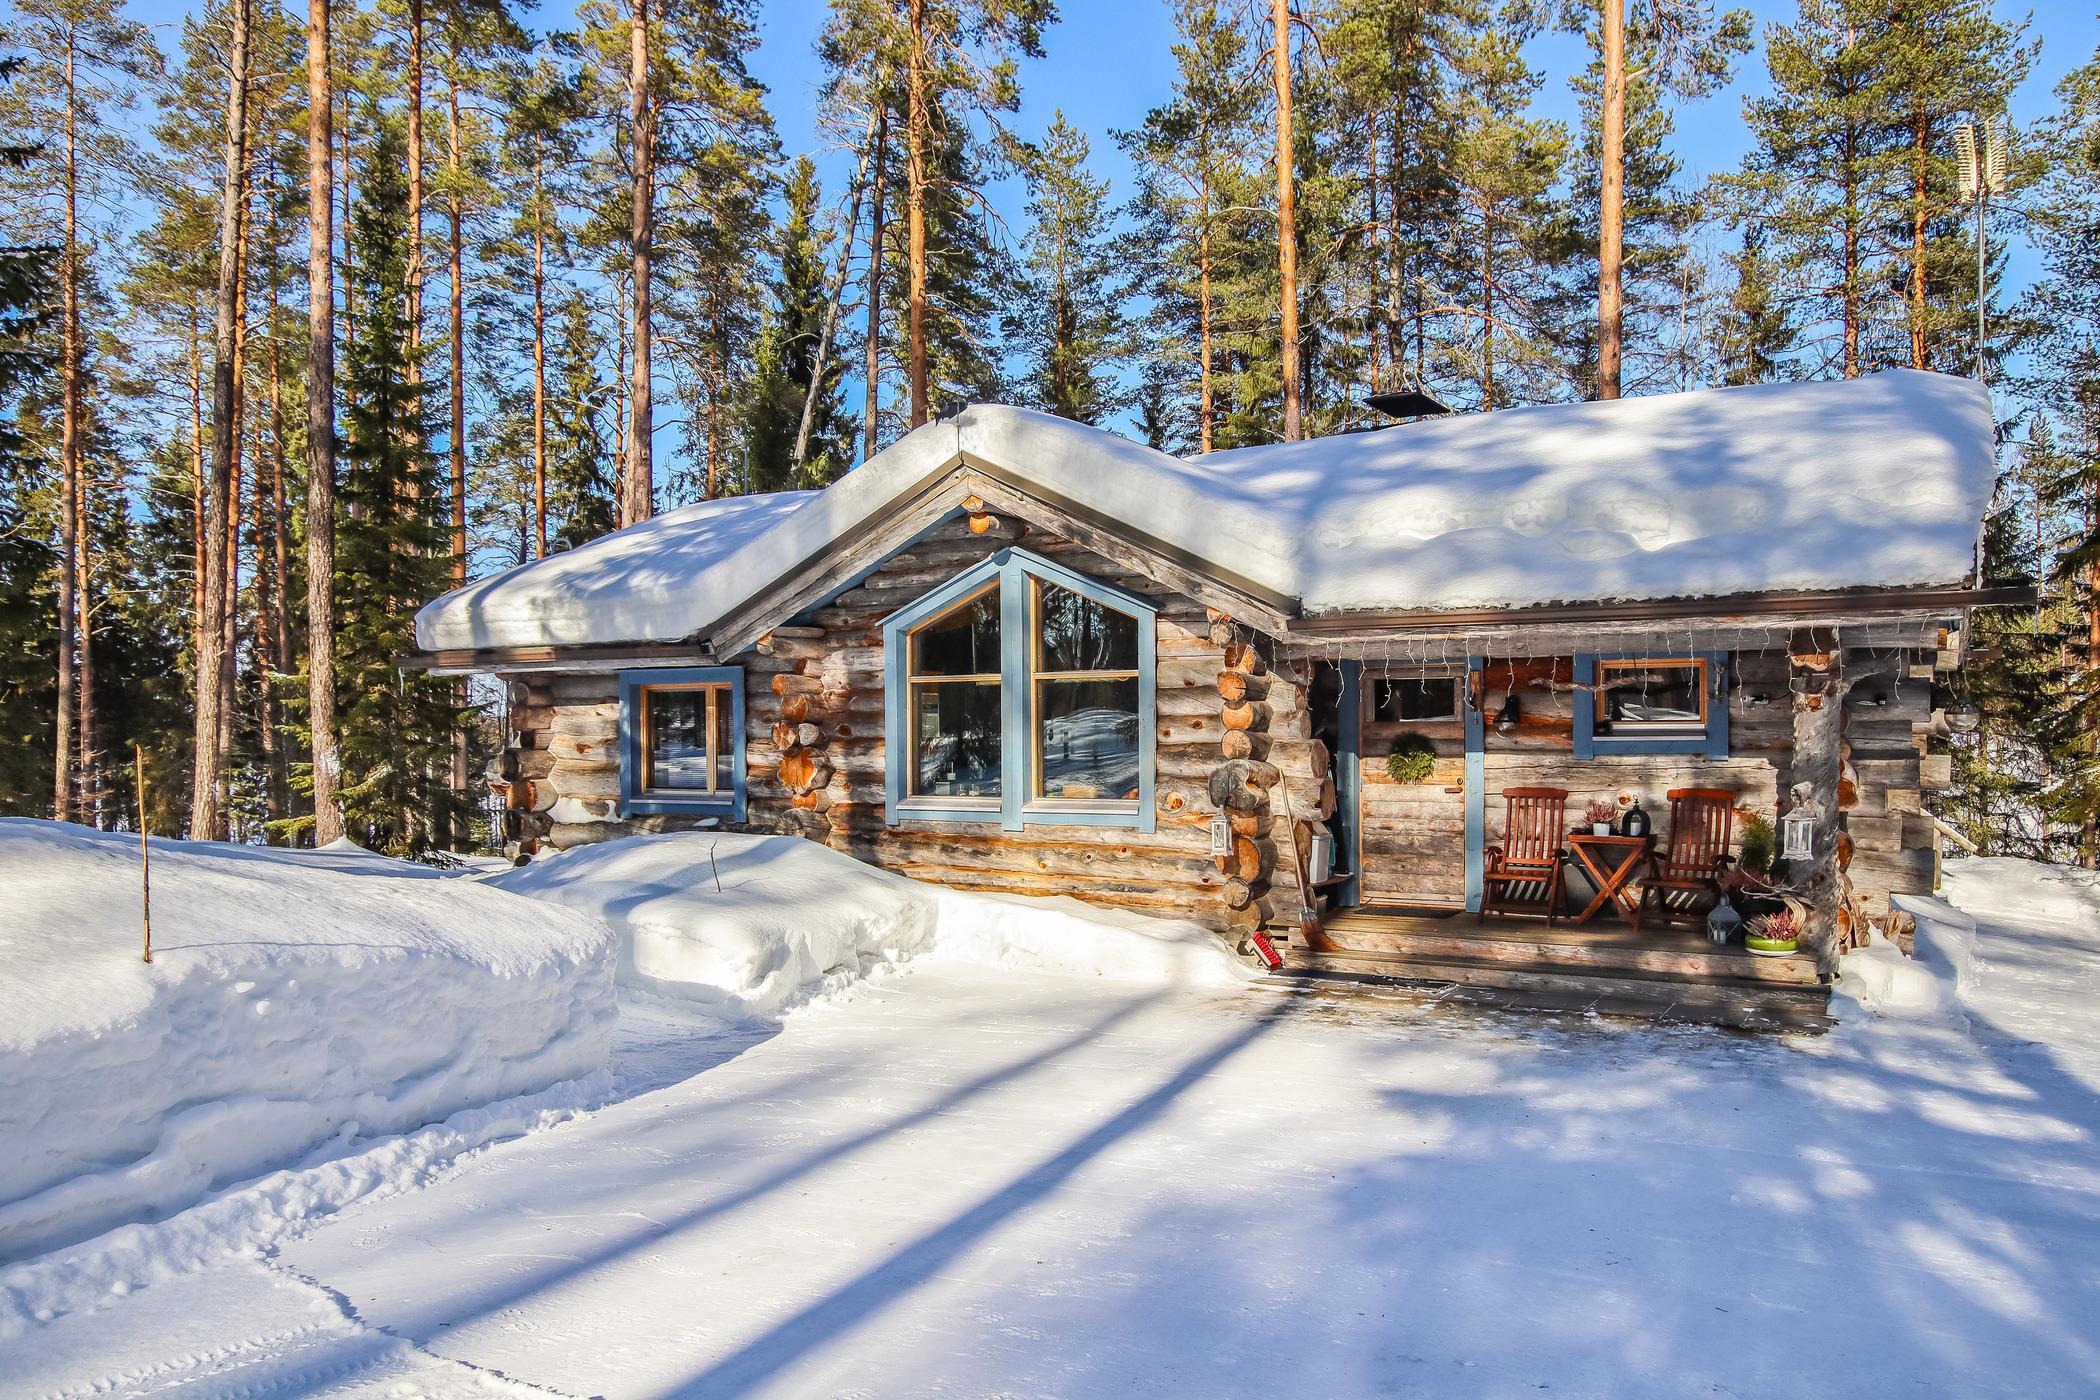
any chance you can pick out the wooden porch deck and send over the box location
[1260,907,1831,1032]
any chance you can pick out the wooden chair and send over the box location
[1632,788,1737,933]
[1480,787,1569,924]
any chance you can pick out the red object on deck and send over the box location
[1249,931,1283,970]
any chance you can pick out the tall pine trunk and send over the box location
[54,35,80,823]
[446,66,469,845]
[905,0,930,429]
[1269,0,1301,441]
[191,0,252,840]
[307,0,343,846]
[405,0,424,365]
[863,102,886,461]
[531,147,548,558]
[624,0,654,524]
[75,439,95,825]
[1596,0,1625,399]
[1909,108,1929,370]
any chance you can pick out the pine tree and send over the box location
[1724,0,1900,378]
[1118,0,1262,454]
[332,120,466,854]
[741,157,855,492]
[1441,12,1572,408]
[1013,113,1124,424]
[1715,226,1793,385]
[546,287,618,550]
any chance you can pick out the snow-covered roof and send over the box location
[415,369,1995,654]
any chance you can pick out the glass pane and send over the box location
[1037,582,1138,673]
[647,689,715,790]
[1374,676,1458,721]
[713,689,734,791]
[1604,665,1703,727]
[913,591,1001,677]
[1037,678,1141,801]
[912,681,1002,796]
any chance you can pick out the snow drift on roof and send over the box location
[414,369,1994,653]
[420,490,814,651]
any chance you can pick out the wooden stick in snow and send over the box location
[136,744,151,964]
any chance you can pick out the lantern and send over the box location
[1707,893,1743,945]
[1945,698,1982,735]
[1781,809,1816,862]
[1495,696,1521,735]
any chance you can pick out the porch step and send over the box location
[1320,912,1822,987]
[1263,947,1832,1033]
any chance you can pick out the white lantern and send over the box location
[1781,809,1816,862]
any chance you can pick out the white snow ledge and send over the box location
[415,369,1996,654]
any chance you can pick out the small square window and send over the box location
[1373,676,1461,722]
[620,667,745,818]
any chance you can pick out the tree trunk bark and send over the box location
[447,67,469,847]
[1269,0,1301,441]
[863,101,886,461]
[624,0,654,524]
[1597,0,1625,400]
[54,34,80,823]
[905,0,930,429]
[75,431,95,826]
[192,0,252,840]
[1909,108,1929,370]
[307,0,343,847]
[405,0,423,368]
[531,149,547,558]
[1789,630,1843,967]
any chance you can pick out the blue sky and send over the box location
[112,0,2098,466]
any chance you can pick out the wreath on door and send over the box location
[1385,733,1437,784]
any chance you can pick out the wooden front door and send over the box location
[1358,665,1472,909]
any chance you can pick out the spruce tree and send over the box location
[1013,113,1124,424]
[332,120,467,855]
[546,287,617,550]
[740,156,854,491]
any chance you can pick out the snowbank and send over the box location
[0,820,617,1266]
[488,832,1254,1016]
[932,886,1256,988]
[1835,857,2100,1032]
[488,832,941,1019]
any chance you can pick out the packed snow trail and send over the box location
[14,858,2100,1397]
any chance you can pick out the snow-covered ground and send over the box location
[9,850,2100,1397]
[0,821,617,1277]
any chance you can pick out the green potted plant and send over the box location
[1386,733,1436,784]
[1738,813,1776,878]
[1744,907,1802,958]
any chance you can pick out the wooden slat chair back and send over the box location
[1634,788,1737,933]
[1480,787,1568,924]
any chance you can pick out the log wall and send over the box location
[491,513,1333,948]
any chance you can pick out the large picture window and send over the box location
[619,666,747,818]
[884,547,1157,831]
[906,587,1003,803]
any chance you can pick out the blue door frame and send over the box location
[1337,657,1486,913]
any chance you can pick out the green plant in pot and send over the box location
[1744,907,1802,957]
[1385,733,1437,784]
[1738,813,1777,878]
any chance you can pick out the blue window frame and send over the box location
[883,547,1157,833]
[619,666,747,819]
[1573,651,1730,759]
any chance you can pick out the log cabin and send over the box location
[408,368,2021,1029]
